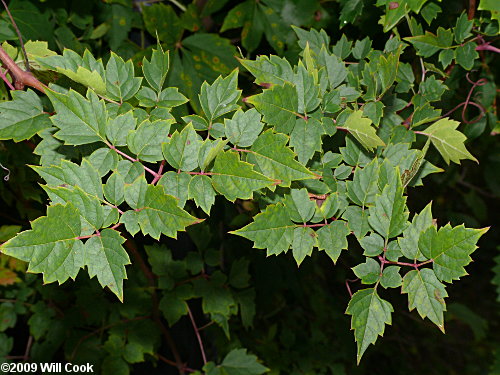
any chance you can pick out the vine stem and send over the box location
[0,45,46,92]
[475,43,500,54]
[107,144,159,178]
[378,255,433,269]
[187,305,207,365]
[1,0,30,72]
[0,67,15,90]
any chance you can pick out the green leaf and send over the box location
[43,185,105,234]
[247,129,315,186]
[419,224,488,282]
[238,55,294,87]
[33,159,103,200]
[135,185,200,240]
[368,171,409,239]
[199,70,241,123]
[352,37,373,60]
[104,172,125,206]
[162,123,203,172]
[347,157,380,207]
[37,49,106,94]
[46,89,107,145]
[317,47,348,89]
[291,226,317,266]
[284,189,316,223]
[246,83,298,134]
[105,52,142,102]
[289,118,324,164]
[231,203,294,256]
[1,204,84,284]
[454,12,473,43]
[380,266,402,288]
[211,151,274,201]
[128,119,172,162]
[142,4,182,48]
[455,42,479,70]
[189,175,216,214]
[340,0,364,26]
[346,288,393,364]
[293,61,321,114]
[402,268,447,331]
[84,229,130,301]
[478,0,500,24]
[343,205,371,239]
[142,47,170,92]
[398,202,433,260]
[198,138,228,171]
[342,110,385,151]
[219,348,269,375]
[316,220,350,263]
[423,118,478,164]
[0,90,52,141]
[352,258,380,284]
[158,171,192,208]
[224,108,264,147]
[106,111,137,147]
[404,31,451,57]
[359,233,385,256]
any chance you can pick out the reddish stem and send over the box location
[187,306,207,365]
[378,255,433,269]
[108,144,159,178]
[476,44,500,54]
[152,160,166,184]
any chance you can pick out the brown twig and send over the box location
[468,0,476,20]
[0,45,46,91]
[22,336,33,361]
[1,0,30,72]
[187,305,207,365]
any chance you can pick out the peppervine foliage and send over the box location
[0,0,498,374]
